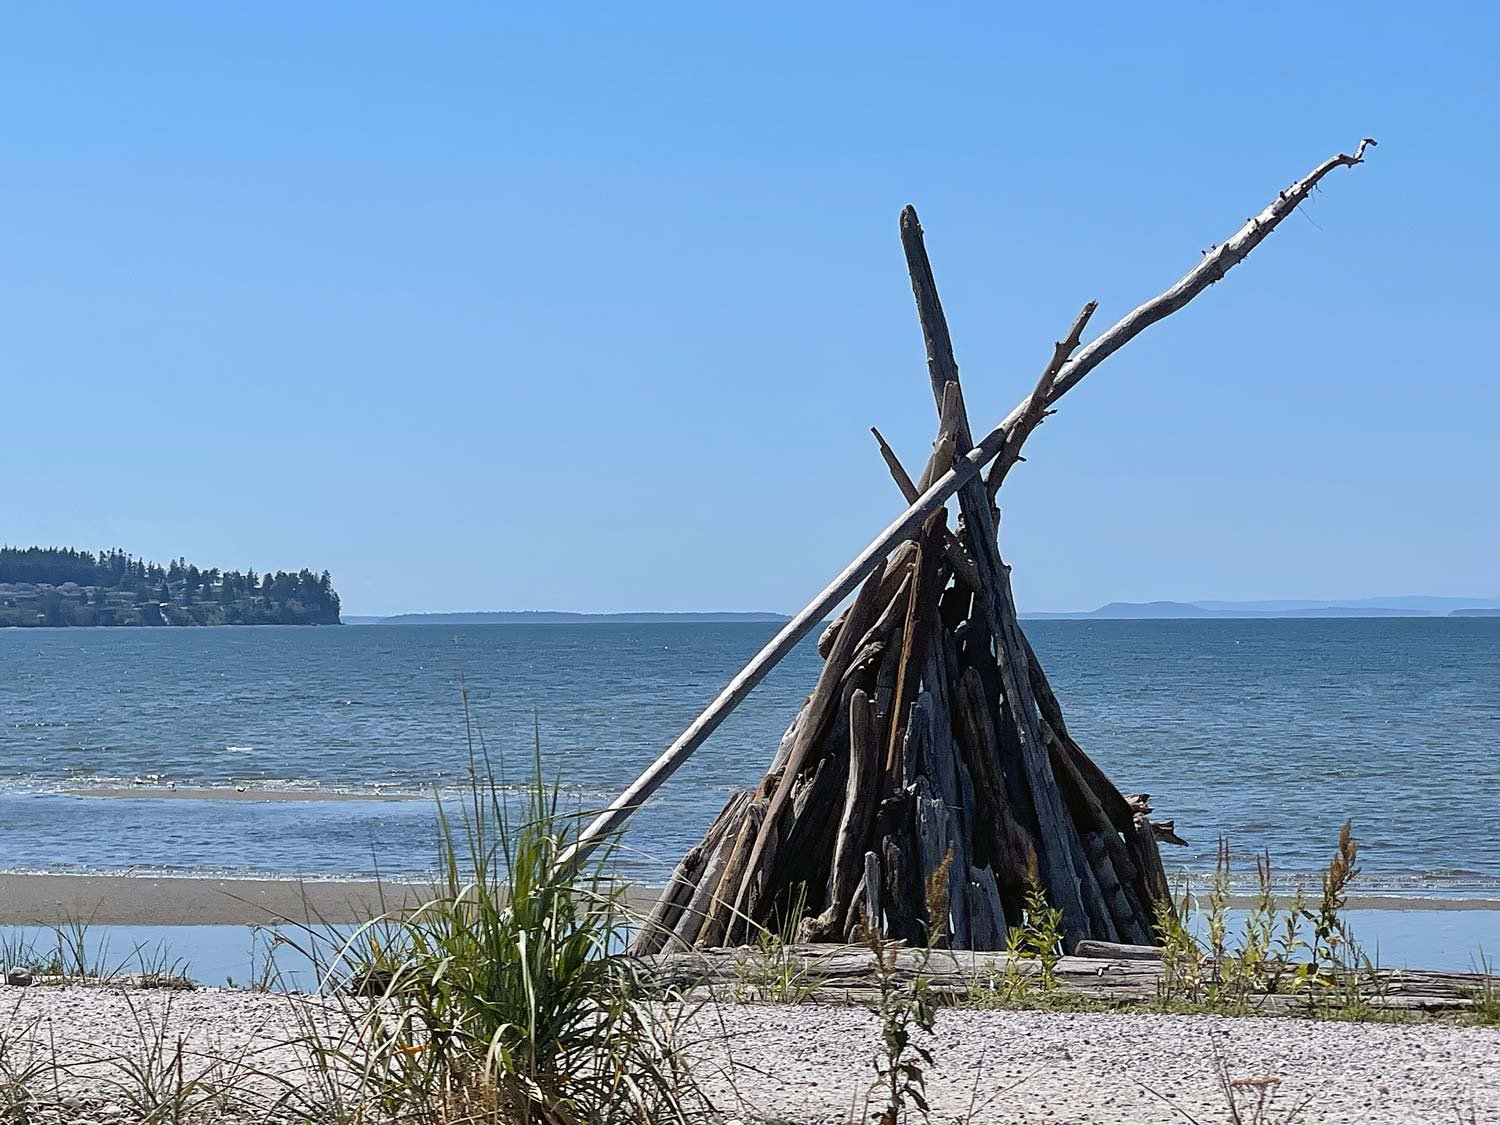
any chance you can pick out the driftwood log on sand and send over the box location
[593,141,1376,953]
[635,941,1483,1016]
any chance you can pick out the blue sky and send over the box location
[3,4,1495,615]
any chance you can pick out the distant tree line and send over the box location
[0,546,341,627]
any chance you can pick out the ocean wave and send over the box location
[1180,869,1500,894]
[0,774,623,805]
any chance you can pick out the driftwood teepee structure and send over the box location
[565,140,1376,954]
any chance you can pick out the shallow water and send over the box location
[3,906,1494,984]
[2,619,1498,892]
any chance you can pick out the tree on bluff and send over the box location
[0,546,342,627]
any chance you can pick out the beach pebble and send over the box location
[5,966,32,986]
[0,986,1496,1123]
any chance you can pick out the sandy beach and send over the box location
[0,874,437,927]
[4,872,1497,928]
[0,873,664,927]
[3,872,1497,928]
[0,987,1495,1123]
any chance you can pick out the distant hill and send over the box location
[1192,595,1500,615]
[350,599,1500,626]
[1027,601,1227,620]
[0,546,341,627]
[357,611,789,625]
[1022,596,1500,620]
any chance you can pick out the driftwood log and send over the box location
[635,943,1484,1016]
[603,142,1375,952]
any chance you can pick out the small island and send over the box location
[0,546,341,627]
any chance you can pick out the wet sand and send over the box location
[0,873,662,926]
[0,873,437,925]
[1,871,1494,928]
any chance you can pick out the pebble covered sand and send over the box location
[1,986,1496,1123]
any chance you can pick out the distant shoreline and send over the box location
[1023,598,1500,620]
[345,611,790,625]
[339,601,1500,625]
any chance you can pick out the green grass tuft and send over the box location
[284,708,709,1124]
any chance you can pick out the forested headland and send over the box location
[0,547,341,627]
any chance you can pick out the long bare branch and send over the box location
[1044,139,1376,409]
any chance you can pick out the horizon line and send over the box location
[344,595,1500,620]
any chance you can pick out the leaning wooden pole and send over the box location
[899,205,1106,947]
[559,139,1374,873]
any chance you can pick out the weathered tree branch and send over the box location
[871,426,917,497]
[986,301,1097,503]
[1043,139,1376,408]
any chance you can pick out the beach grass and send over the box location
[959,820,1496,1025]
[1,920,192,991]
[1469,953,1500,1027]
[267,710,709,1125]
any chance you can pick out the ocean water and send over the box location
[2,619,1498,892]
[10,906,1491,981]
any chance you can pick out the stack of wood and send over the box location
[595,141,1375,956]
[635,573,1178,952]
[633,213,1182,953]
[627,216,1176,954]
